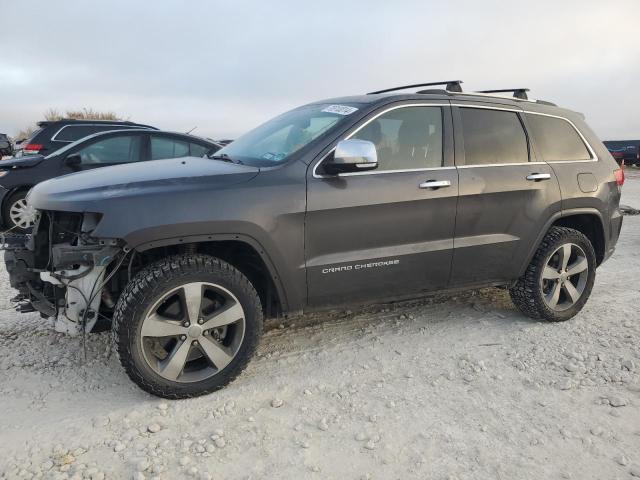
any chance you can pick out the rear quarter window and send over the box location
[526,114,592,161]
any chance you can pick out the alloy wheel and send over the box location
[140,282,246,383]
[540,243,589,311]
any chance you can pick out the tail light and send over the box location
[614,165,625,186]
[23,143,43,154]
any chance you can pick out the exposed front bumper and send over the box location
[3,211,122,330]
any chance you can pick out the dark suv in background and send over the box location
[0,129,222,231]
[13,119,157,157]
[3,81,624,399]
[604,140,640,166]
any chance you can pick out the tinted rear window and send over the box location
[526,114,591,161]
[150,137,190,160]
[53,125,138,142]
[460,108,529,165]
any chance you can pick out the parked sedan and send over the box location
[0,129,223,231]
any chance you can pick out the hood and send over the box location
[0,154,46,170]
[28,156,259,212]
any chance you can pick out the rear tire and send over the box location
[113,254,263,399]
[509,227,596,322]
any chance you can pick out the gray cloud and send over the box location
[1,0,638,140]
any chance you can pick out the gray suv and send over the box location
[3,81,624,398]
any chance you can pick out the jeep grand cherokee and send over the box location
[3,81,624,398]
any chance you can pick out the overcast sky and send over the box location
[1,0,639,140]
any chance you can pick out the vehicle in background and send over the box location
[604,140,640,166]
[13,119,157,158]
[0,134,13,158]
[0,129,222,231]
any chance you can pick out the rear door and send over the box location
[305,102,458,307]
[450,103,561,286]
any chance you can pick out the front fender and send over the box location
[133,232,290,313]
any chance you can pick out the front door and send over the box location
[450,104,562,286]
[305,103,458,308]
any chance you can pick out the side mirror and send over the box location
[323,139,378,175]
[64,153,82,169]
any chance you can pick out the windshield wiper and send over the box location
[209,153,243,165]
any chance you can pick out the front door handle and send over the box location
[526,173,551,182]
[419,180,451,189]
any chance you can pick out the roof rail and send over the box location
[477,88,530,100]
[367,80,463,95]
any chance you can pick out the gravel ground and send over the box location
[1,178,639,480]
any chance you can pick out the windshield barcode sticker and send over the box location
[322,105,358,115]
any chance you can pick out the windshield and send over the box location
[214,103,361,167]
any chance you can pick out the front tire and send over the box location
[3,190,36,232]
[113,254,263,399]
[509,227,596,322]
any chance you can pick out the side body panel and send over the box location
[121,163,310,314]
[305,101,458,308]
[449,103,562,286]
[521,107,623,264]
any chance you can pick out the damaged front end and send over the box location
[3,210,126,334]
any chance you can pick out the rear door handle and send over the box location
[419,180,451,189]
[526,173,551,181]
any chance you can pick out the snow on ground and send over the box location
[1,177,639,480]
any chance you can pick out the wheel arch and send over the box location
[518,208,606,277]
[551,212,605,266]
[132,234,289,316]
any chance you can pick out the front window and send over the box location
[350,106,443,170]
[76,135,142,165]
[215,103,361,166]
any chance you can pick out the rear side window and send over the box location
[189,142,211,157]
[526,114,591,161]
[54,125,137,142]
[77,135,142,165]
[460,108,529,165]
[351,106,443,170]
[150,137,190,160]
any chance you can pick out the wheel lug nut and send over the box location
[180,335,186,341]
[198,318,204,325]
[203,330,208,336]
[184,322,190,327]
[192,340,198,346]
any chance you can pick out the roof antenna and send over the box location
[186,126,197,134]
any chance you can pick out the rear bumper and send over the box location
[603,207,624,263]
